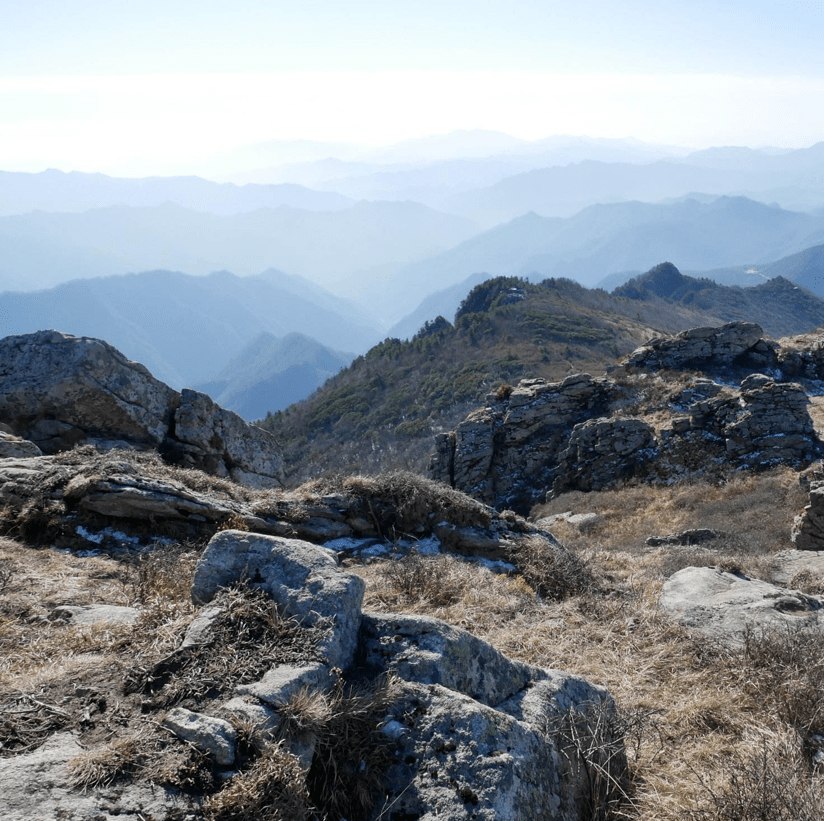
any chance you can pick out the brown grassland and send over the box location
[2,465,824,819]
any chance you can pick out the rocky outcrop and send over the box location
[186,530,624,821]
[792,482,824,551]
[431,370,819,511]
[191,531,366,669]
[0,431,42,458]
[430,374,614,510]
[621,321,768,373]
[0,449,557,566]
[0,331,283,488]
[552,418,657,496]
[660,566,824,647]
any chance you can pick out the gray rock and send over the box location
[360,613,539,708]
[236,662,333,707]
[0,331,178,452]
[660,566,824,647]
[536,513,605,532]
[0,431,42,458]
[161,707,237,766]
[180,605,224,649]
[769,549,824,586]
[645,528,723,547]
[380,675,620,821]
[622,321,764,372]
[0,332,284,490]
[792,484,824,551]
[191,531,365,669]
[172,389,284,489]
[50,604,140,626]
[0,732,197,820]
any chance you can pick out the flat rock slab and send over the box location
[768,550,824,586]
[50,604,140,626]
[0,732,197,821]
[660,565,824,646]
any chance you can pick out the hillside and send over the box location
[262,267,824,482]
[613,263,824,338]
[260,275,734,481]
[0,269,379,388]
[194,332,354,421]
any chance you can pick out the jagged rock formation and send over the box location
[431,323,822,512]
[792,480,824,551]
[0,331,284,488]
[621,320,768,372]
[182,530,624,821]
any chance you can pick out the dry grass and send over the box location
[204,741,312,821]
[288,469,493,539]
[534,467,805,575]
[356,467,824,821]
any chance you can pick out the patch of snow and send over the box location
[76,526,104,544]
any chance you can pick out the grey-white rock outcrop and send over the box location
[191,531,366,669]
[0,331,283,488]
[660,566,824,647]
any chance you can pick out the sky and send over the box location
[2,0,824,176]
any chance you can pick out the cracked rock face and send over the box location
[0,331,283,489]
[430,325,821,511]
[0,330,177,452]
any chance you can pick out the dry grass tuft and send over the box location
[305,673,398,821]
[203,741,312,821]
[68,732,148,789]
[130,583,324,708]
[292,470,493,538]
[506,533,595,599]
[685,730,824,821]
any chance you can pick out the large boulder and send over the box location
[0,331,284,488]
[792,483,824,551]
[191,531,366,669]
[660,566,824,646]
[0,330,177,452]
[622,321,764,372]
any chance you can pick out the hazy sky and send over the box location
[2,0,823,175]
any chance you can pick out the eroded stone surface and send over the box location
[660,566,824,646]
[191,531,366,669]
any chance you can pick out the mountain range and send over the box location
[0,269,379,388]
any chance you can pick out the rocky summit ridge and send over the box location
[431,321,824,513]
[6,324,824,819]
[0,330,284,489]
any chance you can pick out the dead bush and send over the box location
[736,624,824,738]
[204,741,312,821]
[130,583,325,708]
[507,534,595,599]
[686,732,824,821]
[382,552,469,607]
[305,673,398,821]
[294,470,492,539]
[129,542,200,604]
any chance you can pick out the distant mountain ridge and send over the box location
[0,268,379,388]
[0,199,479,299]
[390,196,824,301]
[0,168,354,217]
[194,331,353,421]
[613,263,824,338]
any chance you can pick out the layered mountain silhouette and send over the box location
[0,200,479,297]
[194,331,353,421]
[0,269,379,388]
